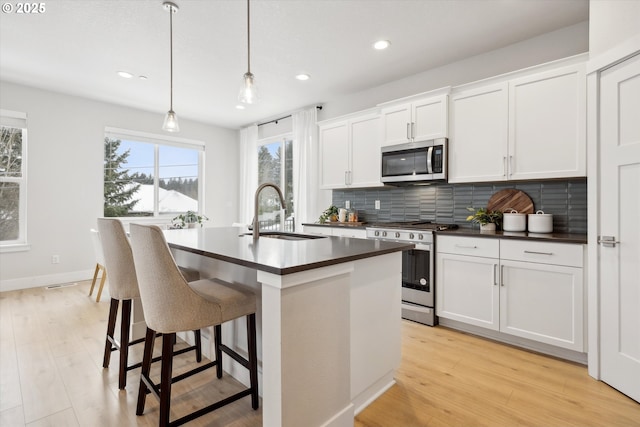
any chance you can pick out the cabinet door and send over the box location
[412,95,448,141]
[350,114,383,188]
[436,253,499,330]
[303,225,333,236]
[381,103,412,146]
[449,83,509,183]
[508,64,586,180]
[500,260,584,351]
[319,121,349,189]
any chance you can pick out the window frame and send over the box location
[104,127,205,219]
[256,132,294,232]
[0,109,29,253]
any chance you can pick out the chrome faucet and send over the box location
[253,183,286,240]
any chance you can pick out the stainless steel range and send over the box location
[365,221,457,326]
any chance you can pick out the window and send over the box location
[104,128,204,218]
[0,110,28,250]
[257,137,294,232]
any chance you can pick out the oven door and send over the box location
[401,246,434,307]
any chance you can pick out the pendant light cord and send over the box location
[246,0,251,74]
[169,5,174,110]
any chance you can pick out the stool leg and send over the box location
[95,268,107,303]
[214,324,223,378]
[159,333,175,426]
[247,313,259,409]
[194,329,202,363]
[118,299,132,389]
[136,327,156,416]
[89,263,100,296]
[103,298,119,368]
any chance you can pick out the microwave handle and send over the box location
[427,146,434,174]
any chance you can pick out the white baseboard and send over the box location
[0,269,93,292]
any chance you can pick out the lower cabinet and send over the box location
[303,225,367,239]
[436,235,585,352]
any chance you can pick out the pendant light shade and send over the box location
[162,2,180,132]
[239,0,259,104]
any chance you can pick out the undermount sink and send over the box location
[241,232,327,241]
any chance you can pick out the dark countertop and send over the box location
[164,227,413,275]
[436,228,588,244]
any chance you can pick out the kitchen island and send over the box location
[162,226,412,427]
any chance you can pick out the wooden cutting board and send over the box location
[487,189,534,214]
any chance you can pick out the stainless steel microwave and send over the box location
[381,138,448,184]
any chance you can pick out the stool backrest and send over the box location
[129,223,208,333]
[97,218,140,300]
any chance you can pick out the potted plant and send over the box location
[466,207,502,232]
[172,211,209,229]
[318,205,339,224]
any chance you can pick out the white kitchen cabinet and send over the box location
[319,111,383,189]
[303,225,366,239]
[448,63,586,183]
[508,64,586,180]
[381,94,448,147]
[436,235,585,352]
[448,83,509,182]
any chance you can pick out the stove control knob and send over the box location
[418,234,424,240]
[374,230,379,237]
[409,233,415,239]
[382,231,387,237]
[420,278,427,286]
[395,232,401,238]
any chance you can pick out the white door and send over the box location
[599,52,640,402]
[412,95,448,141]
[350,114,383,188]
[319,121,349,189]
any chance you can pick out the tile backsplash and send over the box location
[332,178,587,234]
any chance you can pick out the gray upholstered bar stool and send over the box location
[129,223,259,426]
[97,218,202,390]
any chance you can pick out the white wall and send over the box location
[318,22,589,121]
[589,0,640,56]
[0,82,238,291]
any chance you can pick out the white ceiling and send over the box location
[0,0,588,129]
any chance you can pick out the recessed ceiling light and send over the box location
[236,105,246,110]
[117,71,134,79]
[295,74,310,81]
[373,40,390,50]
[139,75,148,80]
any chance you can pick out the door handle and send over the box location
[501,265,505,287]
[406,123,411,140]
[493,264,497,286]
[411,122,415,139]
[598,236,620,248]
[503,156,507,176]
[427,146,434,174]
[344,171,348,185]
[508,155,513,177]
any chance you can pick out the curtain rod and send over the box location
[257,105,322,127]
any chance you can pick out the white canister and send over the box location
[338,208,347,222]
[502,209,527,232]
[528,210,553,233]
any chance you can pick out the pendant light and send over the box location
[162,1,180,132]
[238,0,259,104]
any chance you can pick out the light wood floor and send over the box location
[1,281,638,426]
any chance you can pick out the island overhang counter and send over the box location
[160,226,412,427]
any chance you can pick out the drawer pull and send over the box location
[524,250,554,256]
[455,245,478,249]
[493,264,497,286]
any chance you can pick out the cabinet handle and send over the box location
[503,156,507,176]
[524,250,554,256]
[455,244,478,249]
[509,155,513,177]
[406,123,411,140]
[501,265,505,286]
[344,171,348,185]
[411,122,415,139]
[493,264,497,286]
[348,170,352,185]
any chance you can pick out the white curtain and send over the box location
[238,125,258,225]
[293,107,331,232]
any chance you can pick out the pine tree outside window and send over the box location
[104,128,204,218]
[256,136,294,232]
[0,110,28,251]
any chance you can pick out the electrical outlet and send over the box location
[375,200,380,210]
[345,200,351,209]
[51,255,60,264]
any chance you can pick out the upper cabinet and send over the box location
[319,110,383,189]
[449,62,586,183]
[380,91,449,147]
